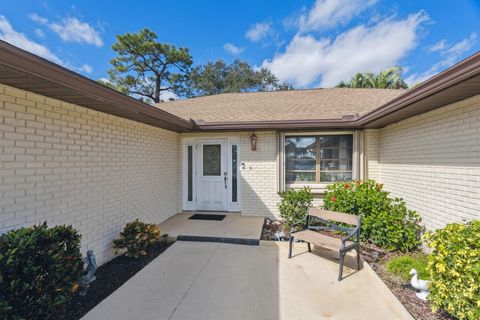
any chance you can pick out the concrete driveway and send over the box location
[82,241,413,320]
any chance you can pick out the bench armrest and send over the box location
[289,207,312,230]
[341,224,361,244]
[289,222,307,233]
[290,221,306,229]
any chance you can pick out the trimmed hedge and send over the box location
[113,219,160,257]
[323,180,422,251]
[424,221,480,320]
[0,223,83,320]
[277,187,313,232]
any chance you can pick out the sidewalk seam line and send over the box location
[167,244,219,320]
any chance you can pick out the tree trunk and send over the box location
[154,76,161,103]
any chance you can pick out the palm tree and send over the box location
[336,66,408,89]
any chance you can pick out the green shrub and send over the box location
[277,187,313,232]
[113,219,160,257]
[0,223,83,320]
[323,180,422,251]
[386,254,429,281]
[423,221,480,320]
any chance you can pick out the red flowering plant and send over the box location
[323,180,422,252]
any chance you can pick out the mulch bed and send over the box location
[260,218,453,320]
[361,244,453,320]
[261,217,287,240]
[67,240,174,320]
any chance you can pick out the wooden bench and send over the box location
[288,208,362,281]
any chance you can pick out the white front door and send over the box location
[196,140,228,211]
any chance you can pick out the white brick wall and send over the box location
[5,79,477,258]
[369,94,480,230]
[240,131,281,216]
[365,129,381,181]
[179,131,281,217]
[0,84,180,264]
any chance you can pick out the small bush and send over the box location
[424,220,480,320]
[0,223,83,320]
[277,187,313,232]
[386,254,429,281]
[113,219,160,257]
[323,180,422,251]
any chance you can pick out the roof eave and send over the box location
[181,51,480,131]
[0,41,193,133]
[192,117,361,131]
[359,50,480,128]
[1,41,480,133]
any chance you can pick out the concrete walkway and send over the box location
[82,241,413,320]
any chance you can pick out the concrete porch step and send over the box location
[159,212,265,245]
[176,235,260,246]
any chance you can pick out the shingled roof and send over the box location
[1,40,480,132]
[156,88,406,123]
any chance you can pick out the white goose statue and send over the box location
[409,268,429,300]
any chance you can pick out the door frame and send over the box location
[182,137,241,212]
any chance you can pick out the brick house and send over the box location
[1,41,479,264]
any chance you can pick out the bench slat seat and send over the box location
[288,207,362,281]
[290,230,353,251]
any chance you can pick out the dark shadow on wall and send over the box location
[240,172,279,219]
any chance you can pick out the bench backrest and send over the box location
[308,208,360,226]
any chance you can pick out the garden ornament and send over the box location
[78,250,97,296]
[409,268,429,301]
[274,230,286,241]
[162,233,169,244]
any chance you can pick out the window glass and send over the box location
[285,135,353,183]
[232,145,238,203]
[187,146,193,201]
[203,144,221,176]
[285,137,317,182]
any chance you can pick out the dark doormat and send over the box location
[189,214,226,221]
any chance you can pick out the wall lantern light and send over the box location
[250,133,257,151]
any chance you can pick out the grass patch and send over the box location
[386,253,429,282]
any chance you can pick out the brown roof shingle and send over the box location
[156,88,406,123]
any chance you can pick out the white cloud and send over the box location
[70,63,94,74]
[0,15,62,64]
[0,15,94,75]
[428,39,446,52]
[80,64,93,73]
[263,12,428,87]
[160,90,179,102]
[405,65,437,86]
[29,13,103,47]
[407,32,477,85]
[443,32,477,57]
[29,13,49,25]
[223,43,245,55]
[298,0,378,32]
[34,28,45,38]
[246,22,272,42]
[50,17,103,47]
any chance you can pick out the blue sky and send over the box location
[1,0,479,92]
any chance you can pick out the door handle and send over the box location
[224,172,227,189]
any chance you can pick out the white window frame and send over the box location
[279,131,363,193]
